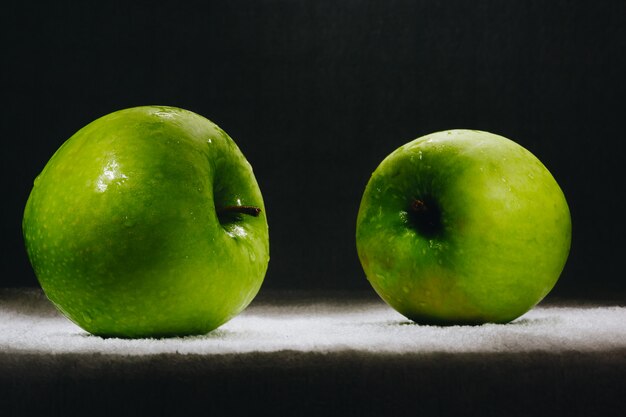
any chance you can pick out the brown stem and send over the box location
[217,205,261,217]
[408,198,441,236]
[410,199,428,214]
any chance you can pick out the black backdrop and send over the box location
[3,0,625,296]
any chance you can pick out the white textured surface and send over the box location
[1,289,625,356]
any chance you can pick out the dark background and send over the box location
[2,0,625,296]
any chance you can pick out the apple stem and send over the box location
[410,199,428,214]
[409,198,442,236]
[217,205,262,217]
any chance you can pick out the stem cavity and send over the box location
[217,205,262,218]
[408,198,442,237]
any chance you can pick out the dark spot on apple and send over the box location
[407,197,442,237]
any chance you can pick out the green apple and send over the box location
[23,106,269,338]
[356,130,571,325]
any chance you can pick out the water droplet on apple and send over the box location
[81,311,93,324]
[249,252,256,261]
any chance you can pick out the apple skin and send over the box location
[23,106,269,338]
[356,130,571,325]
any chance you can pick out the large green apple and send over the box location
[23,106,269,338]
[356,130,571,324]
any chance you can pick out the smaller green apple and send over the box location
[23,106,269,338]
[356,130,571,324]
